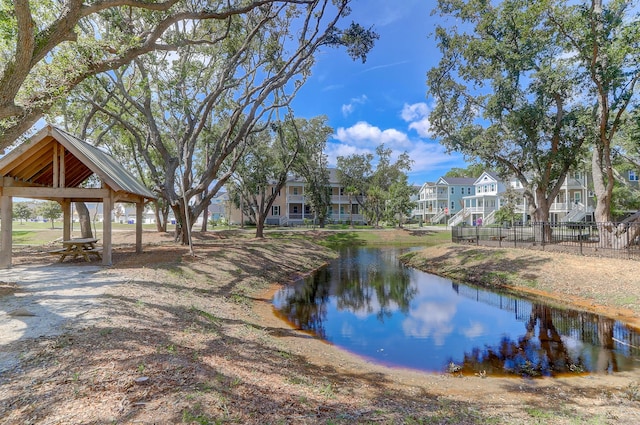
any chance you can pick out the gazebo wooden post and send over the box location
[136,201,144,254]
[0,194,12,268]
[102,194,113,266]
[61,199,71,241]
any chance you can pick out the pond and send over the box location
[273,246,640,377]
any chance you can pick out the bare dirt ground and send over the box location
[1,228,640,424]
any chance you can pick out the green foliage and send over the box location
[493,187,522,226]
[37,201,62,229]
[428,0,590,222]
[337,144,412,227]
[12,202,33,223]
[444,164,485,179]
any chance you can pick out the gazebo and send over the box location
[0,124,156,268]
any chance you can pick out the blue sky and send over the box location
[291,0,468,185]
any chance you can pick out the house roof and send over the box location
[0,125,156,201]
[437,176,476,185]
[473,171,500,185]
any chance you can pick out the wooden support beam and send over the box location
[62,199,71,241]
[136,202,144,254]
[53,143,59,188]
[102,194,113,266]
[2,186,110,199]
[0,195,12,268]
[59,145,65,188]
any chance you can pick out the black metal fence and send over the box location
[452,222,640,260]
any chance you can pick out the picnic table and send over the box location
[49,238,102,262]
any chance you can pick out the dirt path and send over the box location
[0,264,123,374]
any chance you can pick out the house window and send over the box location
[491,184,495,192]
[272,205,280,216]
[340,187,344,196]
[293,187,299,195]
[451,201,455,210]
[451,187,454,194]
[271,187,280,196]
[304,205,311,214]
[352,204,359,214]
[629,170,639,181]
[467,187,471,194]
[460,187,464,194]
[293,205,299,213]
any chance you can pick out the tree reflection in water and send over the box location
[273,247,640,376]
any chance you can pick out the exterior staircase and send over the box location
[482,210,497,226]
[560,203,586,222]
[430,209,447,224]
[448,209,469,227]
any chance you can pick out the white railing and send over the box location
[560,203,586,222]
[287,195,304,202]
[448,209,469,226]
[482,210,497,226]
[430,209,447,224]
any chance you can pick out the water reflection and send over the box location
[273,246,640,376]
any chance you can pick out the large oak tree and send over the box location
[428,0,590,228]
[58,1,377,243]
[1,0,336,150]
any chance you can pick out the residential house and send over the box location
[412,177,476,224]
[447,169,595,226]
[228,169,364,226]
[448,171,505,226]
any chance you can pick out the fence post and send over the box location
[513,225,517,248]
[475,224,479,245]
[499,226,502,247]
[628,225,631,260]
[579,223,584,256]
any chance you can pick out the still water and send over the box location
[273,246,640,377]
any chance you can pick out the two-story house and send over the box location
[412,177,476,224]
[446,170,595,226]
[228,169,364,226]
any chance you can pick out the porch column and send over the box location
[136,202,144,254]
[61,199,71,241]
[0,195,12,268]
[102,194,113,266]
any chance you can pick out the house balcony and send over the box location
[330,195,360,204]
[287,195,305,203]
[422,193,449,202]
[466,206,498,215]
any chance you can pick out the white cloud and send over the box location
[402,301,457,346]
[333,121,411,148]
[401,102,429,121]
[462,321,486,339]
[341,95,368,117]
[401,102,433,138]
[327,117,460,182]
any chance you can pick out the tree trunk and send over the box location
[528,189,552,242]
[171,202,194,245]
[75,202,93,238]
[152,200,168,232]
[255,215,266,238]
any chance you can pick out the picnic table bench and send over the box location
[49,238,102,262]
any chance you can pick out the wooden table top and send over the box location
[62,238,98,245]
